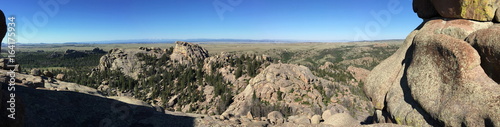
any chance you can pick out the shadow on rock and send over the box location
[399,43,444,126]
[5,85,195,127]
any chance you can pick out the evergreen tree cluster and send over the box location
[51,67,137,90]
[17,50,106,72]
[250,92,293,118]
[228,54,267,79]
[135,52,207,108]
[133,51,265,114]
[310,64,354,83]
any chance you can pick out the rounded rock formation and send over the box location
[56,74,65,81]
[267,111,284,125]
[414,0,500,21]
[31,68,41,76]
[43,71,53,78]
[366,4,500,126]
[310,115,322,124]
[322,113,359,126]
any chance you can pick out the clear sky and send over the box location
[1,0,422,43]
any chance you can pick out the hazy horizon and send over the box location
[2,0,421,43]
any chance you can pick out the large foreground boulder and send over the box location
[365,16,500,126]
[408,31,499,126]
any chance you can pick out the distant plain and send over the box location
[11,40,403,54]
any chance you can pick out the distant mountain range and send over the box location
[7,39,404,45]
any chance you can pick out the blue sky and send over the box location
[1,0,422,43]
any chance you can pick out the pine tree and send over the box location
[128,79,133,90]
[235,64,243,79]
[246,60,254,77]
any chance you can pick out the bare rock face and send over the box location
[56,74,65,81]
[434,0,497,21]
[97,48,164,79]
[170,41,209,65]
[366,9,500,127]
[291,116,311,124]
[466,24,500,83]
[414,0,499,21]
[417,19,492,40]
[250,63,319,88]
[310,114,321,124]
[408,31,500,127]
[321,110,335,120]
[364,30,416,111]
[322,113,359,126]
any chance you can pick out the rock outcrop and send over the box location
[90,47,106,54]
[97,48,164,79]
[43,71,54,78]
[224,63,373,124]
[223,64,327,117]
[414,0,500,21]
[56,74,65,81]
[63,49,87,58]
[97,41,208,80]
[365,1,500,126]
[30,68,41,76]
[170,41,209,65]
